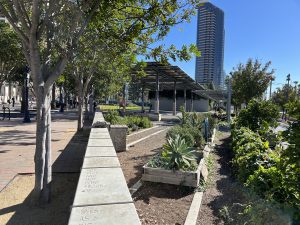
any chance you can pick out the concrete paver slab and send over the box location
[69,203,141,225]
[82,157,120,168]
[89,132,111,139]
[87,138,114,147]
[85,147,117,157]
[73,167,132,206]
[90,128,109,133]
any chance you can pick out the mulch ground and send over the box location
[196,131,247,225]
[118,127,195,225]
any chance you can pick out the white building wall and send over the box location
[0,82,22,104]
[151,97,209,112]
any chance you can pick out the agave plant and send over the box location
[161,135,197,171]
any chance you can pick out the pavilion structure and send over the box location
[131,62,230,120]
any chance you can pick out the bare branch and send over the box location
[0,3,29,45]
[12,0,30,34]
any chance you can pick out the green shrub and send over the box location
[104,110,120,124]
[138,117,152,128]
[232,125,300,221]
[281,121,300,216]
[232,127,275,183]
[106,114,152,130]
[219,195,293,225]
[185,125,205,147]
[236,99,279,131]
[246,166,286,203]
[167,125,195,147]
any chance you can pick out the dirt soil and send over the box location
[0,173,79,225]
[196,131,247,225]
[118,126,195,225]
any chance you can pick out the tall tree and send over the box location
[0,21,24,90]
[0,0,201,203]
[230,59,274,108]
[70,1,200,130]
[0,1,108,204]
[272,84,297,118]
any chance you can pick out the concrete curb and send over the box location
[127,126,159,137]
[184,128,216,225]
[127,128,168,148]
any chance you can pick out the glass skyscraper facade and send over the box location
[195,2,225,88]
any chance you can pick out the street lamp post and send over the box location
[23,71,31,123]
[269,76,275,99]
[226,78,232,123]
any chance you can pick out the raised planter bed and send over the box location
[142,157,205,188]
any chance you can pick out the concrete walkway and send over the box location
[0,114,87,192]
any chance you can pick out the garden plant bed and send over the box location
[142,158,205,187]
[117,124,196,224]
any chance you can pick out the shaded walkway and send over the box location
[0,115,86,192]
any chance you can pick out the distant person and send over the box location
[73,98,76,108]
[93,101,97,112]
[149,102,152,113]
[12,97,15,107]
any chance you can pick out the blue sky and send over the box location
[159,0,300,90]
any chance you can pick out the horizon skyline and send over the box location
[157,0,300,91]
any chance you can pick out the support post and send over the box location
[184,88,187,111]
[155,73,159,113]
[191,91,194,112]
[141,85,145,112]
[227,79,232,123]
[173,81,177,115]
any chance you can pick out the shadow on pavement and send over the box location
[0,130,89,225]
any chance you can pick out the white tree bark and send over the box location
[0,1,99,203]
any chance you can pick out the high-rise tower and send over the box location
[195,2,225,88]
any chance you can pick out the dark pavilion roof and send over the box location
[131,62,205,91]
[131,62,228,101]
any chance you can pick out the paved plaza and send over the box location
[0,113,88,192]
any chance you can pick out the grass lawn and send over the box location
[99,104,149,111]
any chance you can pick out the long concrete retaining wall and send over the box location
[68,111,141,225]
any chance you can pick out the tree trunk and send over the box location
[51,83,56,109]
[34,88,52,204]
[78,93,84,131]
[84,96,88,114]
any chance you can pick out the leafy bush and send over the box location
[104,112,152,129]
[167,125,195,147]
[281,121,300,215]
[232,127,278,182]
[138,116,152,128]
[232,125,300,221]
[219,193,293,225]
[286,100,300,120]
[167,125,205,148]
[235,99,279,131]
[104,110,120,124]
[246,166,286,203]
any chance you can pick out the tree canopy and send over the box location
[230,59,274,107]
[0,0,202,203]
[0,21,25,87]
